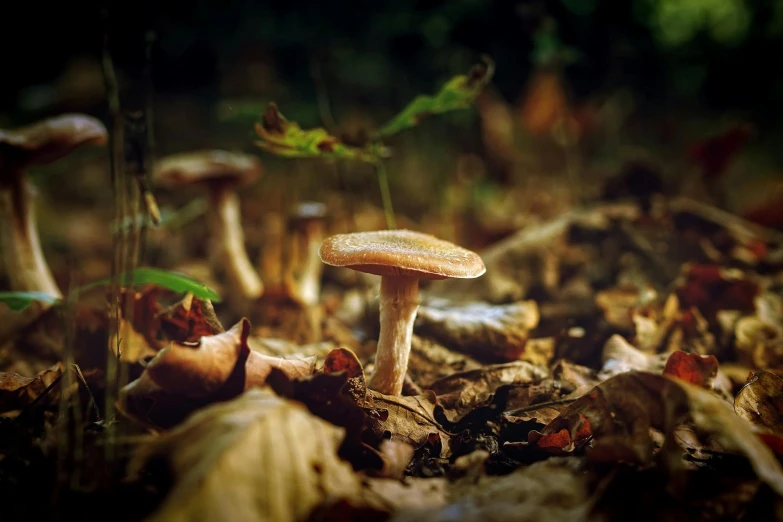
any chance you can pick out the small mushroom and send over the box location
[0,114,108,297]
[285,201,327,307]
[319,230,486,395]
[154,150,263,303]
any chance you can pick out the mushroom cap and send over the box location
[0,114,107,168]
[153,150,261,189]
[319,229,486,280]
[291,201,327,221]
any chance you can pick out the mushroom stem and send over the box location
[368,275,420,395]
[208,188,263,300]
[0,175,62,298]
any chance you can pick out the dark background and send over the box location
[3,0,783,128]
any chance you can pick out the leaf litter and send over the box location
[5,64,783,522]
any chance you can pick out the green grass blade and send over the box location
[0,291,61,311]
[79,267,221,302]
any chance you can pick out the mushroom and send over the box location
[319,229,486,395]
[153,150,264,303]
[0,114,108,298]
[286,201,327,307]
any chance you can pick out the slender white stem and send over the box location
[368,275,420,395]
[209,189,263,300]
[0,176,62,297]
[294,222,324,307]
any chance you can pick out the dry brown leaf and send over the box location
[144,318,313,397]
[429,361,549,423]
[734,316,783,369]
[598,334,667,380]
[158,293,224,342]
[387,457,593,522]
[527,371,783,495]
[415,300,539,361]
[118,318,315,428]
[128,388,363,522]
[110,317,159,364]
[734,370,783,434]
[407,334,483,389]
[367,390,451,457]
[0,363,63,413]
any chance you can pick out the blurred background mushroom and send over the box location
[153,150,263,315]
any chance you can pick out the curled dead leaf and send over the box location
[118,318,315,428]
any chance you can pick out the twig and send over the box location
[71,364,102,422]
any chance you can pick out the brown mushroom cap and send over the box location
[0,114,107,169]
[153,150,261,189]
[319,229,486,280]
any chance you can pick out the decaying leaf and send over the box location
[0,363,63,413]
[388,457,593,522]
[734,371,783,434]
[407,334,483,389]
[254,103,379,162]
[734,316,783,369]
[128,388,363,522]
[367,390,451,457]
[110,317,159,364]
[598,334,667,380]
[429,361,549,423]
[158,293,224,342]
[377,57,495,138]
[662,350,718,389]
[527,371,783,495]
[415,300,539,361]
[118,318,315,428]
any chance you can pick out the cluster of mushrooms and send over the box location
[0,113,487,396]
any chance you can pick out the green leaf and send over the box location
[80,267,221,302]
[254,103,381,163]
[377,56,495,138]
[0,291,60,311]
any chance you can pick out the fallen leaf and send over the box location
[118,318,315,428]
[676,264,759,322]
[734,316,783,369]
[429,362,549,423]
[526,371,783,495]
[388,458,593,522]
[110,317,159,364]
[366,390,451,457]
[598,334,668,380]
[407,334,482,389]
[143,318,313,397]
[662,350,718,388]
[415,300,539,361]
[158,293,224,342]
[0,363,63,413]
[734,371,783,434]
[128,388,363,522]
